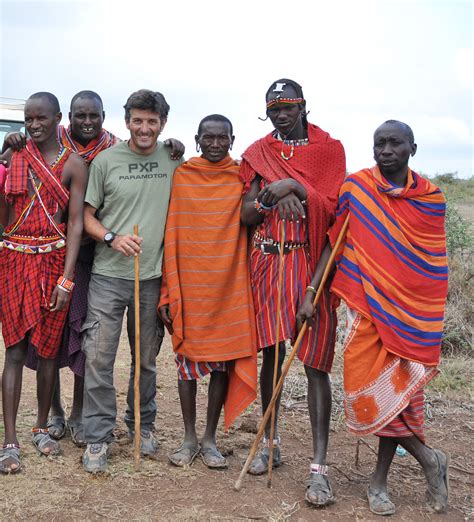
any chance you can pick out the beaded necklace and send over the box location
[4,145,67,238]
[274,131,309,160]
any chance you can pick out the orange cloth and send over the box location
[343,309,437,437]
[159,155,257,429]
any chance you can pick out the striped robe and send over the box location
[158,155,257,429]
[240,123,346,371]
[329,166,448,438]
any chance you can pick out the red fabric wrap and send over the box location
[240,123,346,271]
[6,139,70,211]
[0,142,72,357]
[58,125,120,164]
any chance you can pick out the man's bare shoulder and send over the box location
[62,151,87,182]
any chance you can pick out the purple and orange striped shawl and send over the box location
[329,166,448,366]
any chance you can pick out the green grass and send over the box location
[428,357,474,393]
[430,173,474,205]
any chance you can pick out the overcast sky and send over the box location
[1,0,472,178]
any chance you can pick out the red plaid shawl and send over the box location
[0,140,72,357]
[240,123,346,271]
[58,125,120,164]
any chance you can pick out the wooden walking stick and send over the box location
[133,224,141,471]
[267,220,286,487]
[234,215,349,491]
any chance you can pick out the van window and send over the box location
[0,120,25,148]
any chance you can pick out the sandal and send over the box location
[0,444,22,474]
[68,420,86,448]
[305,464,334,507]
[32,428,61,456]
[168,444,200,467]
[47,416,67,440]
[248,437,282,475]
[200,446,228,469]
[426,449,449,513]
[367,487,396,516]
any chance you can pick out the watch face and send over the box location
[104,232,114,243]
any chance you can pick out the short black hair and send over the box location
[124,89,170,121]
[197,114,233,136]
[70,90,103,111]
[383,120,415,144]
[265,78,305,101]
[28,92,60,114]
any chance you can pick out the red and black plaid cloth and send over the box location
[0,140,71,358]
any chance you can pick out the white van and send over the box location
[0,98,25,148]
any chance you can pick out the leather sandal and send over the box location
[0,444,22,474]
[168,444,200,467]
[248,437,282,475]
[200,446,228,469]
[68,420,86,448]
[47,416,67,440]
[367,487,396,516]
[32,428,61,456]
[305,463,334,507]
[426,449,449,513]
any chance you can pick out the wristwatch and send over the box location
[103,231,116,247]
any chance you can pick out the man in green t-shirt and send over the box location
[81,89,183,473]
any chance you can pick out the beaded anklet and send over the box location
[310,463,329,475]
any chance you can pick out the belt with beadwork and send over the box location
[253,231,308,256]
[1,237,66,254]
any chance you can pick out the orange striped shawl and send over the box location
[159,155,257,429]
[329,167,447,365]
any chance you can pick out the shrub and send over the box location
[445,203,473,256]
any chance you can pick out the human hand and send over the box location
[4,132,27,152]
[296,295,316,332]
[111,234,143,257]
[257,179,295,207]
[276,193,306,221]
[50,286,71,312]
[158,305,174,334]
[164,138,185,161]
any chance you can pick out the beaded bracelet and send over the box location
[306,285,317,295]
[254,198,274,214]
[57,276,75,293]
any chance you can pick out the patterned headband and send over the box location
[266,97,304,109]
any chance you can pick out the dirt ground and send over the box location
[0,328,472,521]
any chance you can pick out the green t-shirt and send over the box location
[85,141,182,280]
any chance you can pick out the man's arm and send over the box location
[295,241,332,331]
[2,132,27,153]
[84,205,142,257]
[241,176,306,225]
[0,195,7,229]
[163,138,185,161]
[50,154,88,311]
[241,177,265,226]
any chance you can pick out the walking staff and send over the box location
[234,216,349,492]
